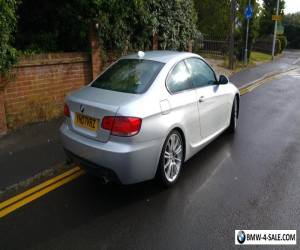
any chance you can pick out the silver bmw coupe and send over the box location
[60,51,240,186]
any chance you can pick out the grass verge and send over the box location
[250,51,272,64]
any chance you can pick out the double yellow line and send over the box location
[240,77,273,95]
[239,67,299,96]
[0,166,84,218]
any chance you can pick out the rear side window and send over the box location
[166,61,193,93]
[91,59,164,94]
[185,58,217,88]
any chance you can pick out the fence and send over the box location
[194,34,230,57]
[253,39,281,55]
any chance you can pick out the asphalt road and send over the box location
[1,57,300,249]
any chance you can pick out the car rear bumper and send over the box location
[63,148,121,183]
[60,123,162,184]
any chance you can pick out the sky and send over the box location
[285,0,300,14]
[258,0,300,14]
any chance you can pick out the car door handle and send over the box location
[199,96,205,102]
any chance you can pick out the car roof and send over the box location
[122,50,201,63]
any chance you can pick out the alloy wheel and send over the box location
[233,98,238,129]
[163,133,183,182]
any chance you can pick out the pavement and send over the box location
[0,50,300,249]
[231,50,300,88]
[0,117,67,196]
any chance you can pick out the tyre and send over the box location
[157,130,184,187]
[228,96,238,133]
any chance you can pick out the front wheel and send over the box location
[228,96,238,133]
[156,130,184,187]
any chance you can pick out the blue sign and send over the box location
[245,5,253,20]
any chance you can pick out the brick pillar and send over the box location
[90,27,102,80]
[0,76,7,135]
[152,32,158,50]
[188,40,193,52]
[123,38,129,56]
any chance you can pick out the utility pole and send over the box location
[272,0,280,60]
[229,0,236,70]
[244,0,251,64]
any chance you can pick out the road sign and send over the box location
[245,5,253,20]
[272,15,282,21]
[272,0,280,60]
[244,2,253,65]
[276,23,284,35]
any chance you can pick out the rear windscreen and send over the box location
[91,59,164,94]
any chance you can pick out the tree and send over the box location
[15,0,92,52]
[193,0,230,38]
[235,0,260,60]
[148,0,197,50]
[0,0,19,74]
[95,0,197,51]
[95,0,151,51]
[259,0,285,36]
[14,0,197,53]
[284,12,300,48]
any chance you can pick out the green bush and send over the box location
[0,0,19,74]
[147,0,197,50]
[284,13,300,49]
[253,35,283,55]
[275,38,282,55]
[95,0,197,51]
[15,0,89,52]
[15,0,197,53]
[277,35,287,52]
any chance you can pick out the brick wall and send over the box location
[0,30,158,135]
[90,28,102,79]
[1,52,92,131]
[0,88,7,135]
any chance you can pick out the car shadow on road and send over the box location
[80,131,235,201]
[43,131,237,224]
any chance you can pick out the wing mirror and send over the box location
[218,75,229,85]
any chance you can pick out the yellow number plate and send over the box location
[75,113,98,131]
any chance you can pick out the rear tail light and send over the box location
[101,116,142,137]
[64,103,70,117]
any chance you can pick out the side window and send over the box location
[166,61,192,93]
[185,58,217,88]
